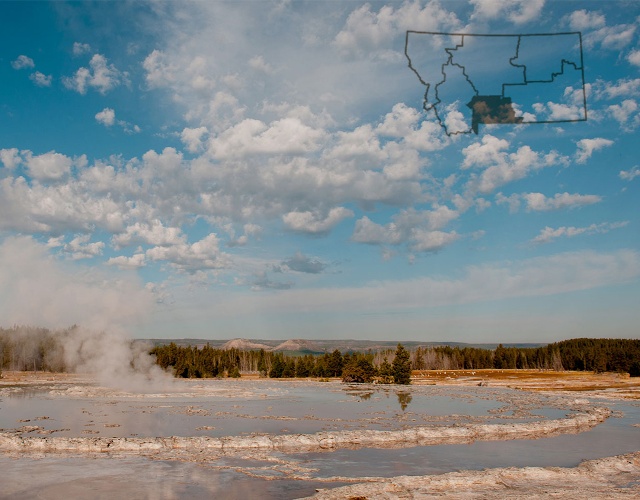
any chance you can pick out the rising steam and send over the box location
[0,236,173,392]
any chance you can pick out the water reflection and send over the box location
[396,391,412,411]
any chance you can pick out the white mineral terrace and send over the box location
[0,406,610,455]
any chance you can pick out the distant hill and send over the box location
[273,339,322,353]
[221,338,272,350]
[146,338,546,353]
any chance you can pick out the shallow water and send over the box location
[0,382,568,438]
[1,380,638,499]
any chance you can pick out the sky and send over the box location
[0,0,639,343]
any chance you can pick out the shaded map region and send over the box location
[405,32,587,135]
[468,95,523,134]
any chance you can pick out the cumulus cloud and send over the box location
[619,166,640,181]
[112,220,184,248]
[351,216,403,245]
[566,9,606,30]
[25,151,74,181]
[145,233,231,272]
[95,108,140,134]
[498,192,603,212]
[0,148,21,170]
[107,254,146,269]
[29,71,52,87]
[208,117,327,159]
[593,78,640,100]
[409,229,459,253]
[11,55,34,69]
[95,107,116,126]
[628,49,640,67]
[63,234,105,260]
[142,49,177,88]
[63,54,125,94]
[333,1,461,57]
[283,207,354,234]
[462,136,564,194]
[575,138,614,163]
[180,127,209,153]
[73,42,91,56]
[351,207,460,253]
[531,222,629,244]
[608,99,639,131]
[279,252,327,274]
[248,55,273,74]
[470,0,545,25]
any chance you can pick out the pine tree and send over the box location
[392,343,411,385]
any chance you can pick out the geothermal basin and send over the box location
[1,373,639,498]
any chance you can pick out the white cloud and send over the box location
[628,49,640,67]
[587,24,636,50]
[208,117,327,159]
[532,222,629,244]
[470,0,545,25]
[462,137,563,194]
[95,107,116,126]
[107,254,146,270]
[461,135,510,169]
[283,207,353,234]
[575,138,614,164]
[620,166,640,181]
[145,233,230,272]
[0,148,21,169]
[608,99,639,131]
[73,42,91,56]
[566,9,606,30]
[112,220,184,248]
[351,216,403,245]
[29,71,52,87]
[593,78,640,100]
[522,192,602,211]
[142,49,177,89]
[25,151,74,181]
[248,55,273,74]
[95,108,140,134]
[11,55,34,70]
[63,54,125,95]
[63,234,105,260]
[352,206,460,252]
[333,1,460,57]
[0,172,126,234]
[180,127,209,153]
[409,229,458,253]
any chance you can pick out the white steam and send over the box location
[0,236,173,392]
[59,327,175,393]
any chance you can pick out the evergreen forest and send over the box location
[1,326,639,382]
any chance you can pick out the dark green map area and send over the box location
[405,32,587,135]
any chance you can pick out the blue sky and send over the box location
[0,0,638,342]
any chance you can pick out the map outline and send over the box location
[405,31,588,135]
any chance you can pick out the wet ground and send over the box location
[1,372,638,499]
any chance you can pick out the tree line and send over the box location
[1,326,639,380]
